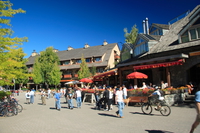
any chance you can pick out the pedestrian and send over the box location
[67,89,74,110]
[94,86,99,107]
[115,86,124,118]
[30,88,35,104]
[54,90,61,111]
[40,89,46,105]
[190,86,200,133]
[161,81,166,89]
[122,85,127,99]
[103,86,109,110]
[75,87,82,109]
[47,88,51,99]
[107,87,113,111]
[25,90,30,104]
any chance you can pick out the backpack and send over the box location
[159,90,164,96]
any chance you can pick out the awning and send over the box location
[133,59,184,70]
[93,69,117,79]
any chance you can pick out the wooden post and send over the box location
[166,67,171,87]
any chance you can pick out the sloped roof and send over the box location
[139,34,161,41]
[151,23,170,30]
[26,43,118,66]
[142,5,200,57]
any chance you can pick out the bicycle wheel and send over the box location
[5,107,15,117]
[160,105,171,116]
[141,103,152,114]
[17,104,23,113]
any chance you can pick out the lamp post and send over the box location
[130,49,133,59]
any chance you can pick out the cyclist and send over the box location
[149,86,164,110]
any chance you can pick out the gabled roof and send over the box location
[142,5,200,56]
[151,23,170,30]
[26,43,118,66]
[139,34,161,41]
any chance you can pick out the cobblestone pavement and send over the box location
[0,92,200,133]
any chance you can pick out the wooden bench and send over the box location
[128,96,148,103]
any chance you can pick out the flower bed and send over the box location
[127,87,188,96]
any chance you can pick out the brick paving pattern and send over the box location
[0,92,200,133]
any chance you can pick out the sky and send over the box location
[9,0,200,58]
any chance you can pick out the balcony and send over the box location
[63,74,72,78]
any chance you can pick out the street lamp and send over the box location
[130,49,133,59]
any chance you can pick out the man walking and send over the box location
[75,87,82,109]
[190,86,200,133]
[115,86,124,118]
[103,87,109,110]
[54,90,61,111]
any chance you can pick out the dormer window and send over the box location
[95,57,101,62]
[76,59,82,64]
[85,58,91,63]
[180,27,200,43]
[134,38,149,56]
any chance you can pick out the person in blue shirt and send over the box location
[54,90,61,111]
[190,86,200,133]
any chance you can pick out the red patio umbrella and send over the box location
[126,72,148,79]
[79,78,93,83]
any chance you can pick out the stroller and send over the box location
[96,97,105,110]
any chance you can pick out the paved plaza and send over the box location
[0,92,200,133]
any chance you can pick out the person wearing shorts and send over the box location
[190,87,200,133]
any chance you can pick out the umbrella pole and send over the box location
[134,79,137,86]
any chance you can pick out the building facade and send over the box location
[26,41,120,88]
[117,5,200,89]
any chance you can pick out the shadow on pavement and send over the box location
[172,103,195,108]
[49,107,57,110]
[130,112,161,116]
[98,113,117,118]
[145,129,174,133]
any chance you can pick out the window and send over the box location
[95,57,101,62]
[96,68,103,73]
[134,43,149,56]
[76,59,81,63]
[197,27,200,38]
[136,39,144,45]
[85,58,91,63]
[190,29,197,40]
[181,31,189,43]
[63,60,70,65]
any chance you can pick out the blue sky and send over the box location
[10,0,200,58]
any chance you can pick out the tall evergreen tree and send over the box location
[78,55,90,79]
[32,57,43,90]
[91,66,96,77]
[124,24,138,44]
[0,0,28,86]
[36,47,61,88]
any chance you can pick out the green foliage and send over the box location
[0,90,11,99]
[34,47,61,86]
[78,54,90,79]
[32,57,43,84]
[0,0,29,86]
[124,24,138,44]
[91,66,96,76]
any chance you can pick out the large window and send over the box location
[96,68,104,73]
[134,43,149,56]
[181,26,200,43]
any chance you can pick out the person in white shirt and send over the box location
[115,86,124,118]
[75,87,82,108]
[40,89,46,105]
[47,88,51,99]
[30,88,35,104]
[25,90,30,104]
[141,82,147,89]
[122,85,127,99]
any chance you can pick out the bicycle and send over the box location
[141,97,171,116]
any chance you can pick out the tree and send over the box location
[32,57,43,90]
[0,0,28,86]
[124,24,138,44]
[35,47,61,88]
[91,66,96,77]
[78,54,90,79]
